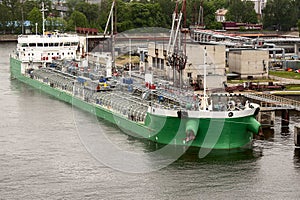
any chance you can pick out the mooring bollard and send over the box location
[295,126,300,146]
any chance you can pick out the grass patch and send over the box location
[227,78,274,84]
[284,85,300,90]
[116,55,139,65]
[269,70,300,80]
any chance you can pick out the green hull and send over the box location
[10,57,260,149]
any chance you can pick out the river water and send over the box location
[1,42,300,199]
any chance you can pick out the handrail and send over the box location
[244,93,300,111]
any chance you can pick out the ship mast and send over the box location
[41,2,48,35]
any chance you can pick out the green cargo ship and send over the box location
[10,31,261,150]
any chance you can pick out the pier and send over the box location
[244,93,300,111]
[244,92,300,137]
[0,35,17,42]
[295,125,300,146]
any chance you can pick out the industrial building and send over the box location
[228,49,269,79]
[146,43,226,90]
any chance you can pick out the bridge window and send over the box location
[29,43,36,47]
[64,42,70,46]
[21,43,27,47]
[49,43,54,47]
[71,42,78,46]
[54,43,59,47]
[37,43,43,47]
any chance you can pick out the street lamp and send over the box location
[35,23,38,35]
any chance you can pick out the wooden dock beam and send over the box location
[281,109,290,134]
[257,111,275,128]
[295,125,300,146]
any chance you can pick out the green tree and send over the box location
[0,4,10,33]
[203,1,219,29]
[130,3,150,27]
[65,0,85,18]
[116,0,134,32]
[46,16,68,32]
[128,3,166,28]
[75,2,100,28]
[155,0,176,27]
[185,0,227,29]
[226,0,257,23]
[27,7,43,33]
[22,1,39,19]
[66,10,88,31]
[262,0,298,31]
[208,21,223,30]
[102,1,169,32]
[1,0,23,33]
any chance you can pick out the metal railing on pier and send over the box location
[244,93,300,111]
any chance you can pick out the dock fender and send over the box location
[247,117,261,135]
[185,119,199,142]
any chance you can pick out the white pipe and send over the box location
[203,47,207,111]
[171,12,182,54]
[104,1,115,35]
[167,13,176,54]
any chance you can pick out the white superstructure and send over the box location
[17,33,80,64]
[16,32,82,75]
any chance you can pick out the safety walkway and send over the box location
[244,93,300,111]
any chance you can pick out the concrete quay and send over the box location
[0,35,17,42]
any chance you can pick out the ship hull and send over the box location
[10,57,260,150]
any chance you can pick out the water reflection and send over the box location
[255,127,275,141]
[143,141,263,164]
[294,148,300,169]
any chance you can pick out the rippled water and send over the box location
[1,42,300,199]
